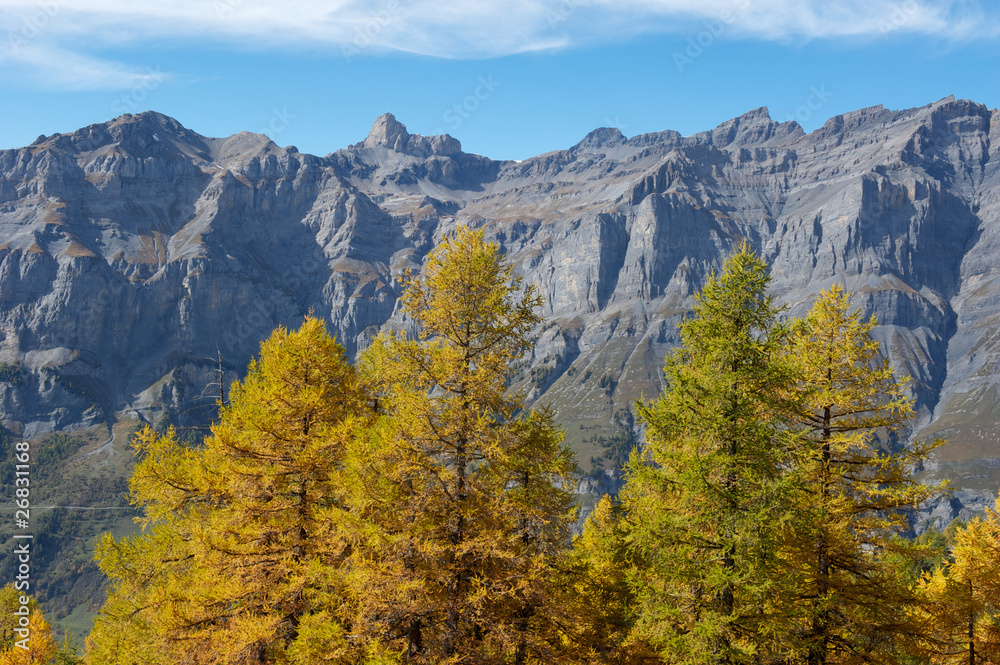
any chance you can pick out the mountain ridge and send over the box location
[0,96,998,507]
[6,95,1000,626]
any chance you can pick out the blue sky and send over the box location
[0,0,997,160]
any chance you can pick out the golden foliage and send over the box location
[88,318,371,664]
[351,226,577,663]
[919,495,1000,664]
[777,284,947,664]
[83,240,977,665]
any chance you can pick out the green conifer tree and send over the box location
[621,244,798,664]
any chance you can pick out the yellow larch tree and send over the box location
[554,495,657,664]
[87,317,372,665]
[919,493,1000,664]
[0,585,59,665]
[350,226,577,664]
[779,284,946,665]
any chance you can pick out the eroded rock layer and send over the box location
[2,98,999,523]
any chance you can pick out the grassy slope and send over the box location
[0,420,143,646]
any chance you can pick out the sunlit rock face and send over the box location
[1,97,998,525]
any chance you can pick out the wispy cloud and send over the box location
[600,0,999,41]
[0,43,167,90]
[0,0,996,89]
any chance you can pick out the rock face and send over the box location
[2,99,1000,528]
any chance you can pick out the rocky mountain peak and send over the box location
[735,105,772,122]
[27,111,214,163]
[1,98,999,634]
[573,127,627,152]
[357,113,463,158]
[102,111,199,145]
[0,99,997,553]
[364,112,410,150]
[105,113,182,154]
[704,105,801,147]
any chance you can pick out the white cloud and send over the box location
[0,0,995,89]
[599,0,998,41]
[0,42,167,90]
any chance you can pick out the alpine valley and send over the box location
[1,96,999,627]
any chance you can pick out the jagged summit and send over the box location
[24,110,301,168]
[573,127,627,152]
[733,105,772,122]
[109,110,186,129]
[700,105,806,147]
[355,112,463,158]
[0,97,998,624]
[21,111,214,165]
[99,111,205,147]
[363,113,410,150]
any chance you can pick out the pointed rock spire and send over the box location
[358,113,462,157]
[364,113,410,151]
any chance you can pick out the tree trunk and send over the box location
[807,384,834,665]
[407,618,423,659]
[969,582,975,665]
[444,434,467,658]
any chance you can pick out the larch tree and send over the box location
[0,586,60,665]
[88,317,372,665]
[0,610,57,665]
[779,285,946,665]
[350,226,577,664]
[555,495,657,664]
[621,244,799,664]
[919,494,1000,664]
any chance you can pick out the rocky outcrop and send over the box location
[1,98,999,530]
[359,113,463,157]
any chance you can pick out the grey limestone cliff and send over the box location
[1,98,999,532]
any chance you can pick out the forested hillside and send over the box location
[0,231,985,664]
[2,97,1000,638]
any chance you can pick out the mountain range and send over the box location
[1,96,998,625]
